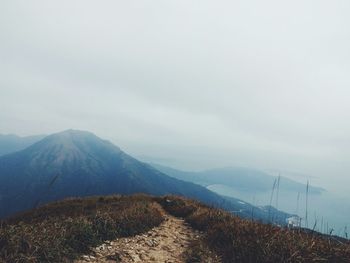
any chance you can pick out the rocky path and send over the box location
[75,211,202,263]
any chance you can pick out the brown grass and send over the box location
[0,194,164,263]
[159,195,350,263]
[2,194,349,263]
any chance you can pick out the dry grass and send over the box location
[159,195,350,263]
[183,239,221,263]
[0,194,164,263]
[2,194,349,263]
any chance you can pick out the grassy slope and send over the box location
[0,194,163,263]
[160,196,350,263]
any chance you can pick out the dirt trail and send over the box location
[75,207,202,263]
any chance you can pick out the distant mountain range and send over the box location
[0,134,45,156]
[0,130,293,224]
[151,163,325,194]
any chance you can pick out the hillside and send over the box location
[1,194,349,263]
[0,195,165,262]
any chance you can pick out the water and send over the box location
[207,184,350,238]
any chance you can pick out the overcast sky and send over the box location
[1,0,350,193]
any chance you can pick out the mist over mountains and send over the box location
[1,129,349,236]
[151,163,325,194]
[0,130,292,224]
[1,2,349,260]
[0,130,219,216]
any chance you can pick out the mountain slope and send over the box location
[0,133,45,156]
[0,130,235,219]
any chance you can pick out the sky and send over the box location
[1,0,350,194]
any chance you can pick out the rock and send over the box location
[130,254,141,261]
[82,255,90,261]
[146,240,154,247]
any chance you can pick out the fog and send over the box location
[1,1,350,194]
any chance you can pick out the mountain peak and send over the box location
[37,129,115,148]
[17,130,122,169]
[48,129,98,140]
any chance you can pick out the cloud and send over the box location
[1,0,350,193]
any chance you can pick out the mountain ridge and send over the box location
[151,163,325,194]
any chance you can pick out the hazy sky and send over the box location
[1,1,350,193]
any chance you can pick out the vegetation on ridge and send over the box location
[1,194,349,263]
[0,195,163,262]
[160,196,350,263]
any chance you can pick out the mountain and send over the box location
[0,130,292,224]
[0,134,45,156]
[0,130,217,217]
[151,164,325,194]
